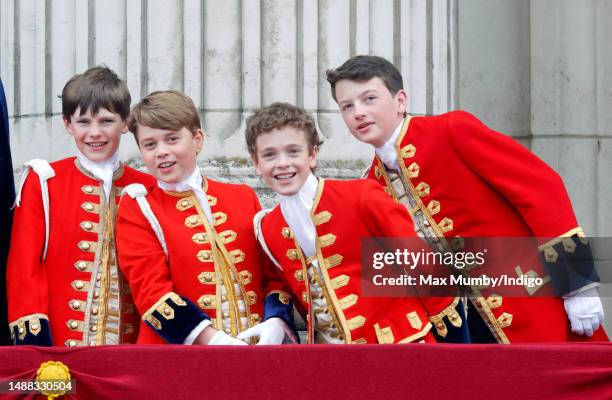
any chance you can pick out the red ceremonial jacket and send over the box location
[258,178,465,344]
[367,111,608,343]
[116,178,292,344]
[7,157,154,346]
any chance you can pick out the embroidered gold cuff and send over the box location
[537,227,585,251]
[142,292,187,330]
[9,314,49,340]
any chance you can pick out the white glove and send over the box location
[236,318,297,345]
[564,288,605,337]
[208,330,248,346]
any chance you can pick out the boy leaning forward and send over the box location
[116,91,296,345]
[327,55,607,343]
[247,102,468,344]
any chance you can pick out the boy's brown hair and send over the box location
[325,55,404,102]
[128,90,201,141]
[245,102,323,158]
[61,65,131,121]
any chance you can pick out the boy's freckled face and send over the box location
[334,77,407,147]
[137,126,204,184]
[253,127,317,197]
[64,107,127,162]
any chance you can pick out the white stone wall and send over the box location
[1,0,456,169]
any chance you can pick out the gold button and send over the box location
[75,281,84,289]
[202,252,210,260]
[90,325,97,332]
[190,216,198,224]
[318,294,324,299]
[181,200,189,207]
[18,327,25,334]
[72,301,81,309]
[295,271,304,280]
[96,273,101,281]
[81,242,90,250]
[84,186,94,193]
[31,323,39,330]
[91,307,99,315]
[85,203,94,211]
[68,340,77,347]
[323,307,329,314]
[163,308,172,316]
[203,297,212,305]
[93,291,100,299]
[223,312,230,318]
[436,323,445,329]
[330,322,336,329]
[77,261,87,270]
[70,321,78,329]
[84,222,93,230]
[203,272,212,281]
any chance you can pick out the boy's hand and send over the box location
[236,317,297,345]
[194,326,247,345]
[564,288,604,337]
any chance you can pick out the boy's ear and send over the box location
[121,119,129,135]
[394,89,408,115]
[194,128,205,153]
[63,115,75,136]
[251,155,262,176]
[309,145,319,169]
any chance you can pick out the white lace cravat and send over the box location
[279,173,318,258]
[374,118,405,171]
[75,148,121,203]
[157,166,212,222]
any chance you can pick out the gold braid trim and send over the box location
[537,227,585,251]
[265,290,292,305]
[397,322,433,344]
[428,296,463,338]
[9,313,49,340]
[142,292,186,323]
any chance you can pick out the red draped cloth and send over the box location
[0,344,611,399]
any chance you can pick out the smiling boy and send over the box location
[246,102,468,344]
[326,55,607,343]
[115,90,295,345]
[7,66,154,346]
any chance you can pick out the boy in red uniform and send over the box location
[7,66,154,346]
[116,91,295,345]
[243,102,468,344]
[326,55,607,343]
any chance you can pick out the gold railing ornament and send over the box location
[36,361,71,399]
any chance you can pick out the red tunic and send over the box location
[7,157,154,346]
[116,178,290,344]
[367,111,608,343]
[259,178,460,344]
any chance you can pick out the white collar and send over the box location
[75,148,121,202]
[278,173,318,258]
[374,118,405,171]
[158,166,213,222]
[278,172,318,212]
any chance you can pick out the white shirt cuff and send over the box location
[183,319,213,345]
